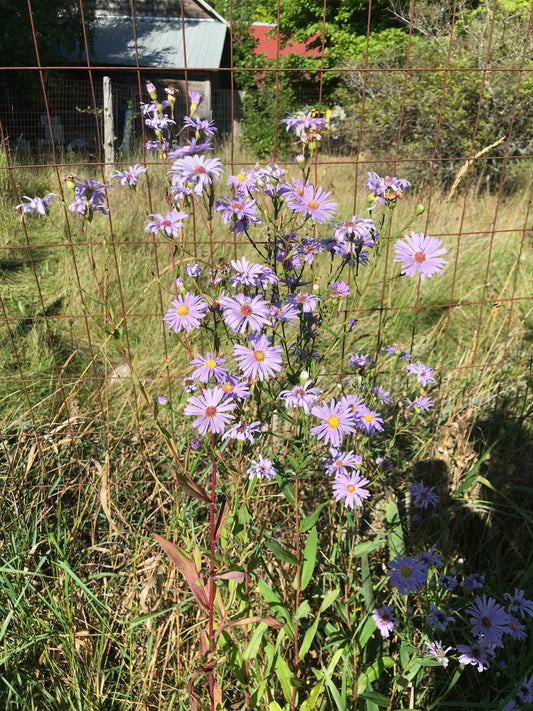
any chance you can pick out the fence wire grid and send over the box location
[0,0,532,485]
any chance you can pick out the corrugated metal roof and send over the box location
[85,16,228,68]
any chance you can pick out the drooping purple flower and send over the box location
[285,183,338,223]
[405,395,434,411]
[163,292,209,333]
[332,471,371,509]
[16,193,59,218]
[387,554,428,594]
[517,674,533,703]
[222,420,263,444]
[466,594,510,646]
[190,438,202,449]
[279,380,321,413]
[382,344,412,361]
[189,352,227,383]
[410,480,439,509]
[185,263,203,278]
[157,395,168,405]
[419,545,443,568]
[247,455,277,480]
[182,376,197,393]
[456,640,494,672]
[188,90,203,110]
[183,386,236,435]
[503,589,533,618]
[310,399,356,447]
[334,215,377,246]
[507,615,527,640]
[297,236,326,264]
[463,574,485,591]
[168,138,213,157]
[348,353,375,369]
[172,154,223,195]
[218,293,271,334]
[183,115,217,136]
[145,210,188,238]
[394,232,448,281]
[376,456,394,472]
[424,641,452,667]
[439,574,458,591]
[228,256,266,288]
[68,176,111,219]
[227,168,258,195]
[111,164,147,187]
[233,334,283,381]
[145,113,176,131]
[427,604,455,631]
[371,385,392,405]
[322,448,362,477]
[372,605,397,637]
[406,361,437,386]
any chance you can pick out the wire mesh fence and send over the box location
[0,0,532,482]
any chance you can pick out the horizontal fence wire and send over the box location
[0,0,532,486]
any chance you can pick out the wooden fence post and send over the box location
[103,76,115,175]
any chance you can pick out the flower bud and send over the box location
[299,370,309,384]
[415,204,425,216]
[175,276,186,294]
[188,91,203,118]
[146,81,157,101]
[313,282,320,293]
[157,395,168,406]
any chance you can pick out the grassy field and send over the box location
[1,146,532,710]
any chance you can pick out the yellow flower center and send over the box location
[222,383,234,393]
[177,304,190,317]
[237,170,247,182]
[346,484,355,493]
[253,350,265,362]
[327,415,340,429]
[400,565,412,578]
[307,199,319,211]
[364,413,374,423]
[204,359,217,369]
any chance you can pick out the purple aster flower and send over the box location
[394,232,448,281]
[247,455,277,481]
[338,393,366,422]
[188,90,203,108]
[233,334,283,381]
[16,193,59,217]
[348,353,375,369]
[419,545,443,568]
[268,299,300,326]
[507,615,526,640]
[163,292,208,333]
[185,263,203,278]
[372,385,393,405]
[310,399,356,447]
[182,376,197,393]
[145,113,176,131]
[456,640,494,672]
[190,438,201,450]
[517,674,533,703]
[334,215,377,246]
[405,395,434,411]
[222,420,263,444]
[406,361,437,386]
[111,164,147,187]
[322,448,362,477]
[218,293,271,334]
[183,115,217,136]
[503,589,533,618]
[145,210,188,238]
[439,574,458,591]
[358,407,384,435]
[425,641,452,667]
[376,456,394,472]
[229,257,265,288]
[463,574,485,591]
[68,176,111,219]
[332,470,371,509]
[466,594,510,646]
[382,344,412,361]
[227,168,258,194]
[157,395,168,405]
[348,318,359,328]
[168,138,213,157]
[427,604,455,631]
[215,196,264,234]
[145,138,169,153]
[287,290,320,313]
[183,386,236,435]
[410,480,439,509]
[279,380,321,413]
[172,154,223,195]
[218,373,250,401]
[331,281,351,298]
[281,111,329,136]
[285,183,338,223]
[387,554,428,594]
[189,352,227,383]
[372,605,397,638]
[364,171,411,201]
[297,236,326,264]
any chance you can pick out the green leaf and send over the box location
[300,527,318,591]
[300,679,325,711]
[320,588,340,613]
[298,614,320,660]
[359,691,391,707]
[400,640,417,670]
[300,502,328,532]
[352,535,385,558]
[294,600,312,620]
[386,499,405,558]
[275,654,295,705]
[265,539,299,566]
[361,554,374,611]
[242,622,268,660]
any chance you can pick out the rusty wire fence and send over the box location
[0,0,532,485]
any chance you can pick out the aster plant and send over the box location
[16,84,532,711]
